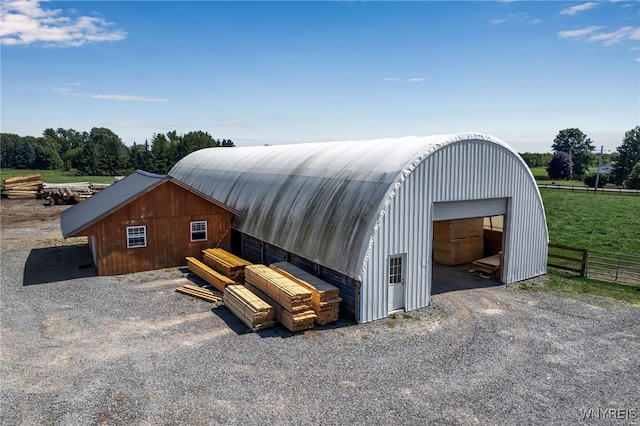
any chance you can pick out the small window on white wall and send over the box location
[191,221,207,242]
[126,226,147,248]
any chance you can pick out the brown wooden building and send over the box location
[61,170,237,276]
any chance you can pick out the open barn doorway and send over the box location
[430,198,508,296]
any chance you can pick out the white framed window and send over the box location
[389,255,403,284]
[190,221,207,242]
[126,226,147,248]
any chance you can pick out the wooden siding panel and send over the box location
[83,180,233,276]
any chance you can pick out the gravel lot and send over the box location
[1,199,639,425]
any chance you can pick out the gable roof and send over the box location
[60,170,236,238]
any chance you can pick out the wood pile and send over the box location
[202,248,252,284]
[41,182,93,204]
[175,284,223,303]
[245,264,316,332]
[471,253,502,277]
[433,218,484,266]
[223,285,275,332]
[1,174,43,198]
[245,282,317,332]
[270,262,341,325]
[186,256,236,292]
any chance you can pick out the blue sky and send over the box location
[1,1,638,153]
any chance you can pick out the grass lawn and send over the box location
[520,269,640,304]
[540,188,640,255]
[1,169,116,187]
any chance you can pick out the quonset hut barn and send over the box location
[168,132,548,323]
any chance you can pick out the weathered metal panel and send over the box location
[169,133,548,323]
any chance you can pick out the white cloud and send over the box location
[559,25,640,46]
[490,18,507,26]
[560,2,598,16]
[0,0,126,46]
[528,19,542,25]
[383,78,400,82]
[407,78,426,82]
[558,26,604,39]
[80,94,169,103]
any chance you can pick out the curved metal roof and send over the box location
[168,132,524,280]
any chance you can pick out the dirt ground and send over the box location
[1,198,639,425]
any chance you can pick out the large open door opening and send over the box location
[431,199,507,295]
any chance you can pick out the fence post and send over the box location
[581,249,588,277]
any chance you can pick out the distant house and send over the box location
[60,170,237,276]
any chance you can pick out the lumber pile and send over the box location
[41,182,93,204]
[175,284,223,303]
[223,285,275,332]
[471,253,502,276]
[186,256,236,292]
[202,248,252,284]
[1,174,43,198]
[433,218,484,266]
[245,264,316,332]
[270,262,341,325]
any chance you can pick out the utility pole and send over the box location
[594,145,603,192]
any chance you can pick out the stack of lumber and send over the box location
[1,174,43,198]
[245,264,316,332]
[41,182,92,204]
[433,218,484,266]
[223,285,275,332]
[202,248,251,284]
[186,256,236,292]
[471,253,502,276]
[175,283,223,303]
[270,262,341,325]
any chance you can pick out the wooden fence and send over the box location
[547,243,640,286]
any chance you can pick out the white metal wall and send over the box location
[360,139,548,323]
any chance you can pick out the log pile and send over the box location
[1,174,43,198]
[245,264,315,332]
[270,262,341,325]
[202,248,252,284]
[186,256,236,292]
[175,284,223,303]
[41,182,93,205]
[223,285,275,332]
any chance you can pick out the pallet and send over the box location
[470,254,502,275]
[186,257,236,292]
[175,284,223,303]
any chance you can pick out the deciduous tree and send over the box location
[551,128,594,178]
[613,126,640,185]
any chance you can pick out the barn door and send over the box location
[388,254,405,313]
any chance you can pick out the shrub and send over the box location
[583,173,606,188]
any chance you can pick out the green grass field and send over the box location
[0,169,116,188]
[540,188,640,255]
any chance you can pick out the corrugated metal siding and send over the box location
[360,139,547,322]
[169,133,547,323]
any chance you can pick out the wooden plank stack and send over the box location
[202,248,252,284]
[175,284,223,303]
[433,218,484,266]
[245,264,316,332]
[1,174,43,198]
[186,256,236,292]
[223,285,275,332]
[471,253,502,276]
[270,262,341,325]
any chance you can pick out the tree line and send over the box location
[0,127,234,176]
[542,126,640,189]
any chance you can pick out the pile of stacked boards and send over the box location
[2,174,43,198]
[182,249,340,333]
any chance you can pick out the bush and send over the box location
[583,173,606,188]
[547,151,573,180]
[626,162,640,189]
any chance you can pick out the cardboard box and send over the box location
[434,236,484,266]
[433,218,484,241]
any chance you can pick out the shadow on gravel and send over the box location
[211,306,356,338]
[431,262,502,295]
[23,244,97,286]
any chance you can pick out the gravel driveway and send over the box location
[1,200,639,425]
